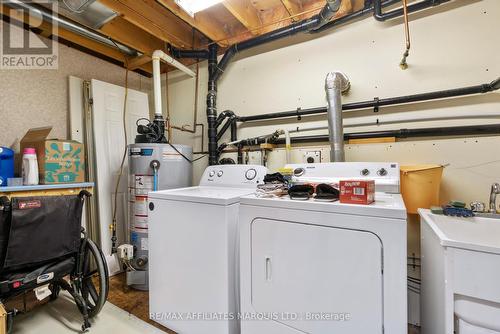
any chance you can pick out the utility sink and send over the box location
[419,209,500,334]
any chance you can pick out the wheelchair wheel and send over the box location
[78,238,109,319]
[49,283,61,301]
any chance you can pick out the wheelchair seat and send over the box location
[0,256,75,300]
[0,191,109,332]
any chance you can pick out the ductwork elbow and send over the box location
[325,72,350,163]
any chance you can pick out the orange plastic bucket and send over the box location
[400,165,444,214]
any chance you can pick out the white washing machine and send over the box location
[239,162,407,334]
[148,164,267,334]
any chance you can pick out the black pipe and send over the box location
[170,45,209,59]
[271,124,500,145]
[212,0,342,82]
[230,118,238,142]
[215,110,235,128]
[217,118,234,141]
[207,44,219,165]
[170,0,458,164]
[237,78,500,122]
[374,0,448,21]
[312,0,401,34]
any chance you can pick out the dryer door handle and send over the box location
[265,256,272,281]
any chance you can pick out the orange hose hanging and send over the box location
[400,0,411,69]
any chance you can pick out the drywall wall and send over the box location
[166,0,500,210]
[0,36,151,155]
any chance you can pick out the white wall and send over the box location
[167,0,500,210]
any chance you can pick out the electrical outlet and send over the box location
[304,151,321,164]
[117,244,134,260]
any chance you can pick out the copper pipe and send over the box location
[400,0,411,69]
[165,67,172,142]
[170,62,205,151]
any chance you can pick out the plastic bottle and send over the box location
[22,148,39,185]
[0,146,14,187]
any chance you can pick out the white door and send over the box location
[251,219,384,333]
[90,79,150,274]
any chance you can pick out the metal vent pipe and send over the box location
[325,72,350,162]
[4,0,138,57]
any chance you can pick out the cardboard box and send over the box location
[340,180,375,205]
[20,127,85,184]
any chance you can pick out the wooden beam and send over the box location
[223,0,262,33]
[98,0,195,48]
[280,0,302,21]
[348,137,396,145]
[128,55,151,70]
[156,0,229,45]
[100,16,165,55]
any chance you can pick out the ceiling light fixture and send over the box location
[174,0,223,17]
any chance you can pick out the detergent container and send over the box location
[0,147,14,187]
[22,148,39,186]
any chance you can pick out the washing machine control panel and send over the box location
[200,165,268,188]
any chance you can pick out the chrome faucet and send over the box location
[490,183,500,213]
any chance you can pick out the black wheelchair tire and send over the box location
[79,238,109,319]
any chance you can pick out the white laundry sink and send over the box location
[419,209,500,334]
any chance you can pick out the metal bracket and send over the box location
[296,107,302,121]
[374,97,380,113]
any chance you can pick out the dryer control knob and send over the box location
[209,171,215,177]
[245,168,257,180]
[377,168,388,176]
[217,170,224,177]
[294,168,305,176]
[361,168,370,176]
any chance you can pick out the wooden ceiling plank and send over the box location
[280,0,302,21]
[155,0,229,45]
[223,0,262,33]
[100,16,165,55]
[128,55,152,70]
[98,0,194,48]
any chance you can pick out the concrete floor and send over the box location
[10,292,163,334]
[6,274,421,333]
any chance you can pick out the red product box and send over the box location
[339,180,375,205]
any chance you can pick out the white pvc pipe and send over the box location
[152,50,196,117]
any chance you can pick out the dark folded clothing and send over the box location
[264,172,287,184]
[315,183,340,201]
[288,184,314,200]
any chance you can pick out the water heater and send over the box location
[127,143,192,290]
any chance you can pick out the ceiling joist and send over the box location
[99,16,165,55]
[280,0,302,21]
[223,0,262,34]
[156,0,230,45]
[98,0,198,48]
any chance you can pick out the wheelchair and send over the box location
[0,190,109,332]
